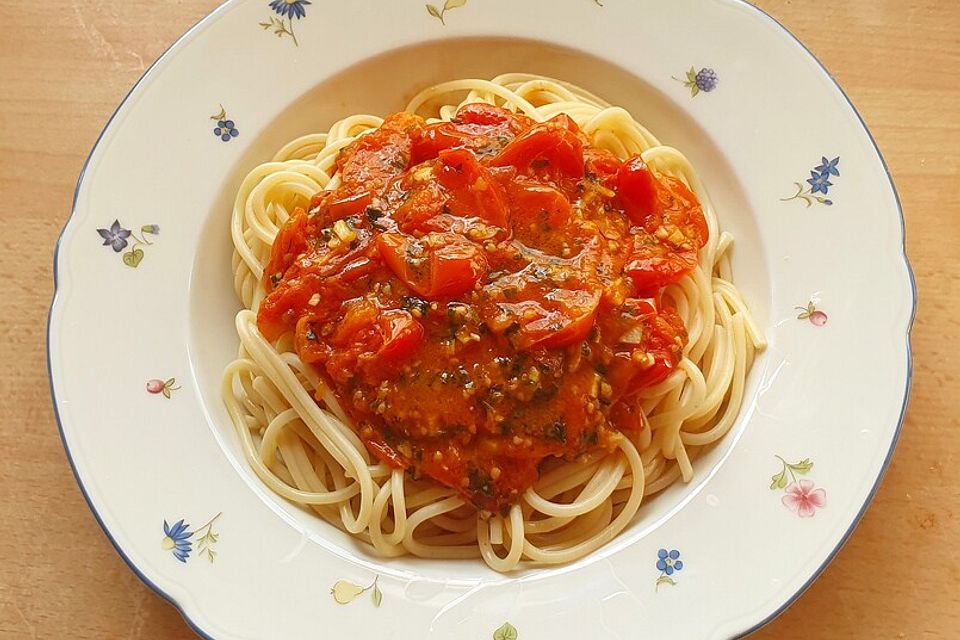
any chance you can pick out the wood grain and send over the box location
[0,1,956,638]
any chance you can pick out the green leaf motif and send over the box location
[444,0,467,8]
[790,458,814,474]
[655,575,677,590]
[493,622,518,640]
[770,467,787,490]
[122,248,144,268]
[372,582,382,607]
[426,3,442,19]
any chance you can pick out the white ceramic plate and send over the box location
[48,1,915,638]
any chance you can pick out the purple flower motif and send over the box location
[782,156,841,206]
[695,68,718,92]
[269,0,311,20]
[806,170,833,195]
[97,220,132,252]
[675,66,718,97]
[814,156,840,177]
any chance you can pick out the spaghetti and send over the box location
[223,74,765,571]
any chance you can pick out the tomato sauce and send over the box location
[257,104,708,513]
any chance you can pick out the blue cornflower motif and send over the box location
[656,548,684,575]
[814,156,840,177]
[96,220,132,252]
[213,119,239,142]
[269,0,312,19]
[161,519,193,563]
[806,170,833,195]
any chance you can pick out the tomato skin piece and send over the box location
[378,309,424,361]
[376,232,488,300]
[376,232,412,286]
[427,240,488,298]
[622,171,709,294]
[364,435,409,470]
[412,104,532,163]
[314,191,373,226]
[617,156,658,225]
[438,148,510,228]
[659,175,709,248]
[624,240,700,294]
[263,208,309,293]
[609,399,645,434]
[335,112,423,192]
[534,289,601,349]
[456,103,529,128]
[505,181,572,230]
[584,147,623,190]
[486,287,601,351]
[490,115,585,179]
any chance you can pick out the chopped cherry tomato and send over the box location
[624,237,699,293]
[622,173,708,293]
[505,180,572,229]
[438,148,510,228]
[263,208,309,293]
[377,232,488,300]
[314,191,373,226]
[491,115,585,179]
[456,103,530,128]
[617,156,658,225]
[504,180,573,253]
[378,309,424,360]
[484,282,601,350]
[335,112,423,192]
[584,147,623,190]
[413,104,532,163]
[608,399,645,433]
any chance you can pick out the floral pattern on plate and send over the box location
[427,0,600,24]
[96,220,159,268]
[425,0,467,24]
[796,300,828,326]
[161,513,222,563]
[493,622,518,640]
[770,457,827,517]
[331,576,382,606]
[674,67,718,96]
[655,548,684,590]
[210,105,239,142]
[146,377,181,399]
[782,157,840,207]
[260,0,311,45]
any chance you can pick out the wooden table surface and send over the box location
[1,1,957,638]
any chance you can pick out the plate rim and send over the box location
[46,1,917,638]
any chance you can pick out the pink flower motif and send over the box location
[781,479,826,517]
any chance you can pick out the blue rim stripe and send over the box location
[46,2,917,639]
